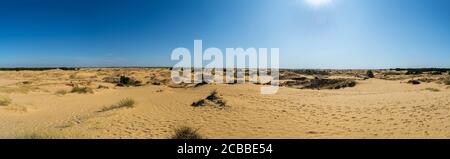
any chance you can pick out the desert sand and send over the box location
[0,68,449,139]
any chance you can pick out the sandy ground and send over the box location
[0,68,449,138]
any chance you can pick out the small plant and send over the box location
[407,80,420,85]
[366,70,375,78]
[0,96,12,106]
[70,87,93,94]
[98,98,135,112]
[170,126,204,139]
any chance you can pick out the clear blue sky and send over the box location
[0,0,449,69]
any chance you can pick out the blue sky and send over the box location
[0,0,449,69]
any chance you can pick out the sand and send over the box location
[0,68,449,139]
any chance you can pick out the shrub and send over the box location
[70,87,93,94]
[115,76,142,87]
[170,126,203,139]
[366,70,375,78]
[407,80,421,85]
[98,98,135,112]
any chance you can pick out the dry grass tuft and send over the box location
[98,98,135,112]
[170,126,204,139]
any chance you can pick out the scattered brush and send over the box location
[98,98,135,112]
[301,78,357,90]
[0,96,12,106]
[170,126,204,139]
[70,86,94,94]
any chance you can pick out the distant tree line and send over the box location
[391,68,450,75]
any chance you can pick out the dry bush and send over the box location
[366,70,375,78]
[170,126,204,139]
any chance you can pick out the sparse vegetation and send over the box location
[70,86,93,94]
[407,80,421,85]
[0,96,12,106]
[366,70,375,78]
[300,78,356,90]
[98,98,135,112]
[425,88,440,92]
[170,126,204,139]
[113,75,143,87]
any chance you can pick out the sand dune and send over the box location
[0,68,449,138]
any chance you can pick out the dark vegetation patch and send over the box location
[391,68,450,75]
[192,90,226,107]
[170,126,203,139]
[283,78,356,90]
[407,80,421,85]
[366,70,375,78]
